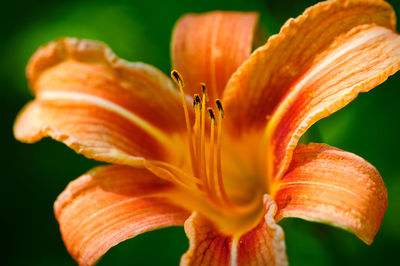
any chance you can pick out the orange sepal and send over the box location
[181,196,287,266]
[272,143,388,245]
[171,11,258,101]
[54,165,190,266]
[14,38,190,165]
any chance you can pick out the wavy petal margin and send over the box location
[54,165,190,265]
[222,0,400,180]
[14,38,190,165]
[181,196,287,266]
[223,0,396,135]
[266,22,400,180]
[171,11,258,101]
[272,143,388,245]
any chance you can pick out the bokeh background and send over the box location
[2,0,400,265]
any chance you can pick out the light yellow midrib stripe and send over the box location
[38,91,174,149]
[273,180,358,198]
[264,26,390,180]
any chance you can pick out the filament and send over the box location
[147,160,201,189]
[208,108,217,201]
[171,70,198,176]
[200,83,208,191]
[215,99,233,207]
[170,71,236,210]
[194,94,201,178]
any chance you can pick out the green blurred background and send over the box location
[2,0,400,265]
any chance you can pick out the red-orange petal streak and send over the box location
[237,196,287,266]
[172,11,258,101]
[181,213,232,266]
[54,165,190,266]
[272,143,388,245]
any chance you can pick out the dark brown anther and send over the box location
[216,99,224,118]
[200,83,207,102]
[192,97,197,109]
[195,94,201,108]
[208,108,215,121]
[171,69,184,87]
[201,83,206,94]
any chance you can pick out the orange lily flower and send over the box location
[14,0,400,265]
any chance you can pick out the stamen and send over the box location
[200,84,208,192]
[201,83,207,102]
[192,94,200,164]
[193,94,201,176]
[194,94,201,106]
[146,162,195,190]
[169,73,235,210]
[208,108,217,200]
[208,108,215,120]
[171,70,197,176]
[148,160,202,188]
[215,99,232,207]
[216,99,224,118]
[171,70,184,87]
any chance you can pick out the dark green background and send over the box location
[2,0,399,265]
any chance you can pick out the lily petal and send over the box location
[181,196,287,266]
[171,11,258,101]
[272,143,387,245]
[266,22,400,180]
[54,165,190,266]
[181,213,232,266]
[222,0,400,179]
[236,196,287,266]
[224,0,396,133]
[14,38,189,165]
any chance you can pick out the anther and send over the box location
[195,94,201,108]
[193,94,200,109]
[171,70,184,87]
[200,83,207,102]
[169,71,231,207]
[216,99,224,118]
[208,108,215,121]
